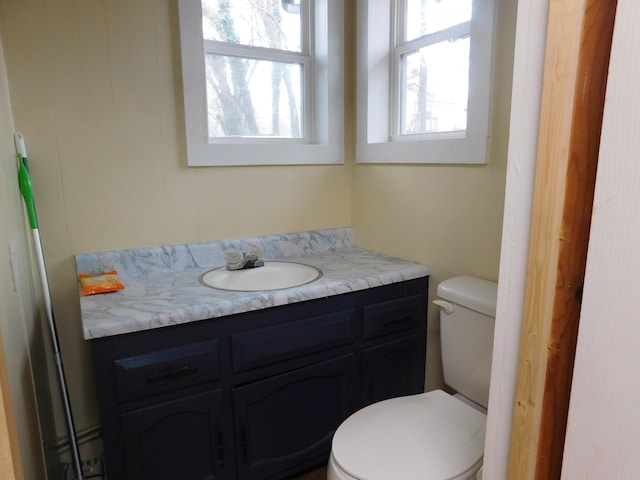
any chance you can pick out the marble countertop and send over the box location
[75,228,431,339]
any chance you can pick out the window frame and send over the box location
[356,0,496,164]
[178,0,344,166]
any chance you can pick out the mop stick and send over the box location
[15,133,85,480]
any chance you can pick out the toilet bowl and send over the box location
[327,390,485,480]
[328,277,498,480]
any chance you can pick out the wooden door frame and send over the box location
[508,0,618,478]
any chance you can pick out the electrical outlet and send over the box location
[81,457,104,479]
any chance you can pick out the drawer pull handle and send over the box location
[145,364,198,383]
[383,314,413,327]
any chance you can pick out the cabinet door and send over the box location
[363,333,426,405]
[121,389,225,480]
[233,355,356,479]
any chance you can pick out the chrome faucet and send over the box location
[225,249,265,271]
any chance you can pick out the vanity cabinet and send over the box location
[91,277,428,480]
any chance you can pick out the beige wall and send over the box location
[352,0,516,389]
[0,26,49,478]
[0,0,514,468]
[0,0,353,456]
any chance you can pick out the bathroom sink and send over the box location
[200,261,321,291]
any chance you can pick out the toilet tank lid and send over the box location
[437,276,498,317]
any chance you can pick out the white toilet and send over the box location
[328,276,498,480]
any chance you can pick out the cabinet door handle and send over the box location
[145,363,198,383]
[239,424,249,464]
[383,314,413,327]
[365,378,374,404]
[216,425,224,469]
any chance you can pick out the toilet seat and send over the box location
[330,390,486,480]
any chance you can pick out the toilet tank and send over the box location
[436,276,498,409]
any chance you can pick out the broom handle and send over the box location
[16,133,84,480]
[32,231,84,480]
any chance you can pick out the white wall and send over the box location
[561,1,640,476]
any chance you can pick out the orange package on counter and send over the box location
[79,270,125,296]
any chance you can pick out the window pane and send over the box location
[205,54,303,138]
[202,0,302,52]
[400,37,470,135]
[405,0,472,41]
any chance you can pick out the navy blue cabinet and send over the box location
[233,355,356,479]
[363,334,427,405]
[121,389,224,480]
[91,277,428,479]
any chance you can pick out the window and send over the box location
[357,0,495,164]
[179,0,344,166]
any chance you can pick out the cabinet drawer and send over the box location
[363,295,425,340]
[114,340,219,403]
[231,309,355,373]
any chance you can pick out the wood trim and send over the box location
[508,0,617,478]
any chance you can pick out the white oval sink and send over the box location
[200,261,321,292]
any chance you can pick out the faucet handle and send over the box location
[226,250,243,265]
[248,248,264,261]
